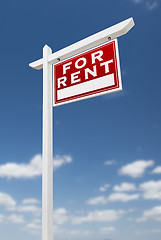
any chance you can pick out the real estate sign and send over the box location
[53,39,122,106]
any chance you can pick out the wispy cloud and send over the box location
[72,209,126,224]
[54,155,72,170]
[86,196,108,205]
[133,0,143,3]
[100,226,115,234]
[53,226,92,237]
[16,205,41,215]
[118,160,154,178]
[23,218,42,234]
[25,222,41,230]
[8,202,41,217]
[113,182,137,192]
[108,193,139,202]
[135,229,161,235]
[68,230,92,236]
[86,192,139,205]
[132,0,158,10]
[8,214,25,223]
[22,198,40,205]
[104,160,117,166]
[146,1,158,9]
[0,154,72,179]
[54,208,70,225]
[52,207,127,225]
[0,214,5,223]
[99,184,110,192]
[0,214,25,224]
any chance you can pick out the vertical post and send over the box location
[42,45,53,240]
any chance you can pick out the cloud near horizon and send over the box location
[72,209,126,224]
[0,214,25,224]
[0,192,16,208]
[137,206,161,222]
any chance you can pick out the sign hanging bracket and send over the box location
[29,17,134,70]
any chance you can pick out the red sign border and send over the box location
[53,39,122,106]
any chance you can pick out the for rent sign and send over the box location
[29,17,135,240]
[53,39,122,106]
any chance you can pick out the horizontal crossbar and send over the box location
[29,17,134,70]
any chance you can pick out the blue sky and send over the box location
[0,0,161,239]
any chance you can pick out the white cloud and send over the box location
[100,226,115,234]
[118,160,154,178]
[54,155,72,170]
[22,198,40,205]
[0,155,42,179]
[86,192,139,205]
[25,222,41,230]
[0,192,16,208]
[23,218,42,235]
[8,214,25,223]
[0,192,41,217]
[137,206,161,222]
[0,213,25,224]
[53,227,92,237]
[152,166,161,174]
[113,182,136,192]
[108,193,139,202]
[68,230,92,236]
[86,196,108,205]
[99,184,110,192]
[17,205,41,215]
[104,160,117,166]
[0,154,72,179]
[72,209,126,224]
[139,180,161,200]
[54,208,70,225]
[68,230,81,235]
[8,204,41,216]
[44,207,120,230]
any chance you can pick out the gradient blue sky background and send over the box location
[0,0,161,240]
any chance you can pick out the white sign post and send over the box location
[42,45,53,240]
[29,17,135,240]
